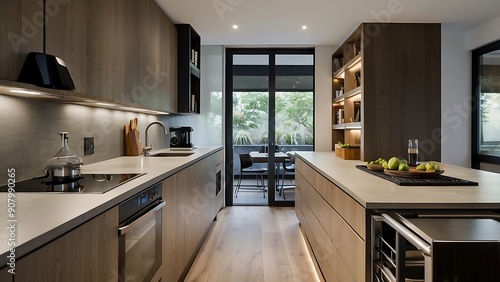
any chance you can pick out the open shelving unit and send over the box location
[331,23,441,161]
[176,24,201,114]
[332,35,363,155]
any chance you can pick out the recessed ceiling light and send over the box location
[302,25,307,30]
[232,25,238,29]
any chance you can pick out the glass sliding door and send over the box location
[231,52,270,205]
[274,52,315,203]
[472,40,500,169]
[225,48,314,206]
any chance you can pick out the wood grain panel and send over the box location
[116,0,140,105]
[15,207,119,282]
[45,0,87,92]
[162,174,186,282]
[0,0,43,80]
[401,23,441,161]
[158,9,177,112]
[0,0,22,80]
[86,0,120,100]
[162,152,222,281]
[297,158,366,240]
[363,23,403,161]
[296,159,367,281]
[0,265,12,282]
[297,171,351,281]
[137,0,161,109]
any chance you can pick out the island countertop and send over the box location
[296,152,500,209]
[0,146,222,266]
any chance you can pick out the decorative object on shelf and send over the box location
[355,71,361,87]
[337,109,344,124]
[343,42,357,64]
[353,101,361,122]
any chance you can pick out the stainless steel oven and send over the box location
[372,211,500,282]
[118,182,165,282]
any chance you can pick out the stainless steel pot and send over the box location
[44,164,82,179]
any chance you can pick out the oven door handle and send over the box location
[119,201,165,236]
[379,213,432,256]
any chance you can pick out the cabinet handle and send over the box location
[119,201,165,235]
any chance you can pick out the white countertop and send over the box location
[296,152,500,209]
[0,146,222,265]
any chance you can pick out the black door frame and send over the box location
[224,48,315,206]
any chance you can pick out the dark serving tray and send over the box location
[356,165,478,186]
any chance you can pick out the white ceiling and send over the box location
[157,0,500,46]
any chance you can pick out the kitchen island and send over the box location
[294,151,500,282]
[0,146,223,281]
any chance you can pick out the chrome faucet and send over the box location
[143,121,168,156]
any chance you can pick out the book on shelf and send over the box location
[343,42,357,63]
[333,57,343,72]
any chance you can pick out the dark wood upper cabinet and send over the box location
[176,24,201,114]
[0,0,178,113]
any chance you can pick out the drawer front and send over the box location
[297,158,366,240]
[296,171,365,281]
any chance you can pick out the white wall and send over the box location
[441,15,500,168]
[314,45,337,152]
[441,25,471,167]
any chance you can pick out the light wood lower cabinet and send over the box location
[296,158,365,282]
[162,150,224,281]
[15,206,119,282]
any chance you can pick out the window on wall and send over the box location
[472,40,500,168]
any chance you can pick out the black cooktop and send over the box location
[0,173,146,193]
[356,165,478,186]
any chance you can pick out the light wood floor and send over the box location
[184,206,321,282]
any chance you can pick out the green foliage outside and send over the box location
[233,92,314,145]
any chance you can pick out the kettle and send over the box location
[44,132,83,179]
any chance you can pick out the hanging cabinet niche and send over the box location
[176,24,201,114]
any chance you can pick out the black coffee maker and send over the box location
[169,127,194,148]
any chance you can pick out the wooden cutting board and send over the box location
[125,118,142,156]
[124,124,131,155]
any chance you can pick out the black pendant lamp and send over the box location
[17,0,75,90]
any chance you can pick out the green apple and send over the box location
[387,157,400,170]
[433,163,441,172]
[398,163,409,171]
[382,160,389,169]
[425,163,434,171]
[416,164,426,171]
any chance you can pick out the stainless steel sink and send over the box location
[148,151,194,157]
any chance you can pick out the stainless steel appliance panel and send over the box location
[119,182,164,282]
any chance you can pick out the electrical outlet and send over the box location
[84,137,94,155]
